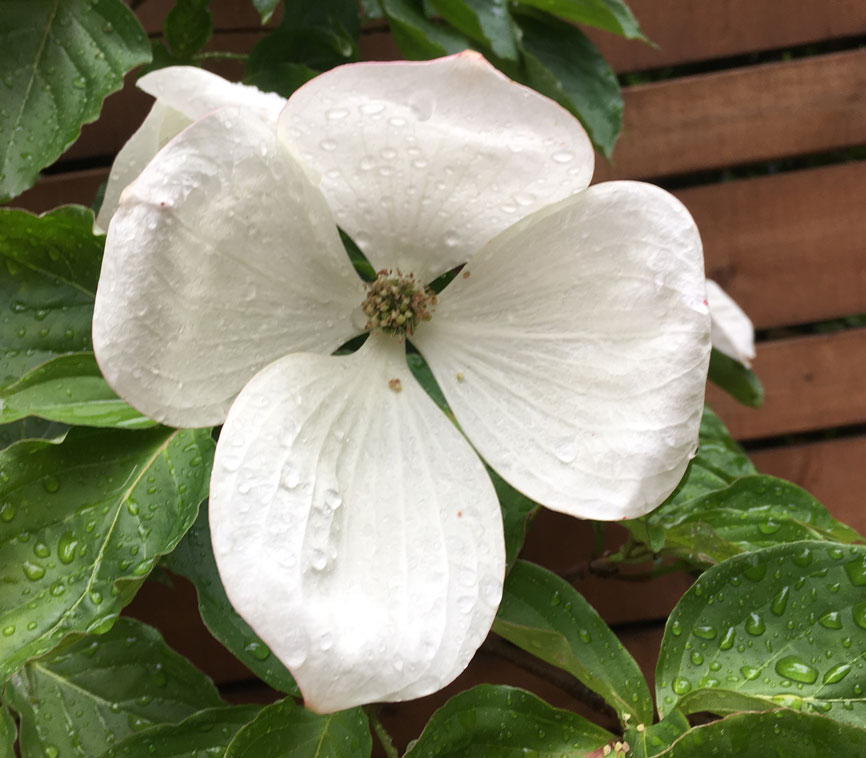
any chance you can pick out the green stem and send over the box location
[194,51,249,62]
[365,705,399,758]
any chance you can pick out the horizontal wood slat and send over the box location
[750,435,866,534]
[677,161,866,330]
[595,48,866,181]
[587,0,866,73]
[707,328,866,441]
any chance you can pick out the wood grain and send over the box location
[707,328,866,441]
[595,49,866,181]
[678,161,866,330]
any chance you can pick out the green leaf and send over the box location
[224,698,370,758]
[246,0,360,92]
[489,470,538,571]
[625,709,689,758]
[0,353,154,429]
[382,0,470,59]
[164,0,214,59]
[708,347,764,407]
[493,560,653,726]
[0,0,151,202]
[646,476,862,566]
[514,0,645,39]
[0,417,66,451]
[95,705,260,758]
[656,542,866,726]
[140,40,192,76]
[0,704,15,758]
[515,11,623,158]
[252,0,281,23]
[427,0,518,60]
[165,503,299,696]
[0,206,104,388]
[650,709,866,757]
[403,684,614,756]
[0,426,214,682]
[406,352,450,415]
[5,618,223,758]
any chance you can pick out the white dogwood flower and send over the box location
[706,279,756,366]
[93,53,710,713]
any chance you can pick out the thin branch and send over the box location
[364,705,399,758]
[483,635,617,722]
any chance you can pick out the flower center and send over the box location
[361,269,437,338]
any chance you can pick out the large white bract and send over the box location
[93,53,711,713]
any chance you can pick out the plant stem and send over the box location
[365,705,399,758]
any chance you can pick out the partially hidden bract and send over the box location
[93,53,711,713]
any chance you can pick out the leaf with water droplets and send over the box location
[0,353,155,429]
[427,0,518,61]
[5,618,223,758]
[165,503,299,697]
[493,560,653,727]
[0,426,213,682]
[625,709,689,758]
[0,417,66,452]
[0,0,150,201]
[224,697,370,758]
[648,709,866,757]
[403,684,613,757]
[0,206,105,388]
[94,704,260,758]
[657,542,866,728]
[513,0,645,40]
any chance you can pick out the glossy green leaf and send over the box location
[5,618,223,758]
[224,698,370,758]
[647,476,862,566]
[516,11,623,158]
[651,709,866,757]
[708,347,764,407]
[493,560,652,726]
[0,417,66,451]
[164,0,213,59]
[625,709,689,758]
[0,426,213,682]
[252,0,281,23]
[382,0,470,59]
[165,503,299,696]
[0,704,15,758]
[406,352,450,415]
[0,206,104,388]
[489,470,538,571]
[0,0,151,201]
[514,0,645,39]
[404,684,614,757]
[428,0,517,60]
[95,705,260,758]
[246,0,360,91]
[657,542,866,726]
[0,353,154,429]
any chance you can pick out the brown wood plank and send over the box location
[677,161,866,330]
[595,49,866,181]
[750,436,866,535]
[134,0,274,34]
[707,328,866,441]
[587,0,866,73]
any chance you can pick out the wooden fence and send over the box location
[11,0,866,749]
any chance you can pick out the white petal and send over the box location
[706,279,756,367]
[96,102,191,230]
[413,182,711,521]
[137,65,286,123]
[93,106,364,428]
[97,67,286,228]
[210,333,504,712]
[278,52,594,284]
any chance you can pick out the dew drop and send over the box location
[740,665,760,680]
[774,656,818,684]
[693,624,717,640]
[360,102,385,116]
[57,532,78,564]
[0,503,15,522]
[745,612,766,636]
[844,556,866,586]
[852,602,866,629]
[823,663,851,685]
[244,640,271,660]
[324,489,343,510]
[792,546,813,568]
[690,651,704,666]
[319,139,337,152]
[818,611,843,629]
[23,561,45,581]
[578,628,592,644]
[671,620,683,637]
[770,586,790,616]
[42,475,60,493]
[672,677,691,695]
[553,439,575,463]
[719,626,736,650]
[281,462,300,489]
[743,557,767,581]
[551,150,574,163]
[2,625,15,637]
[33,541,50,558]
[326,107,348,120]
